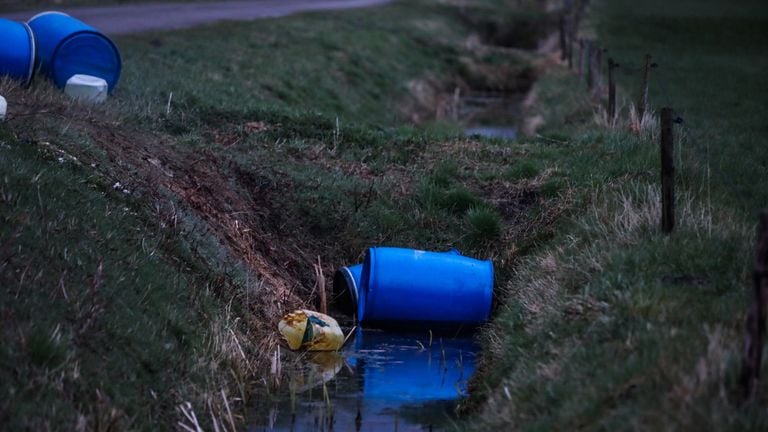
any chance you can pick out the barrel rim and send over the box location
[50,30,122,91]
[339,266,359,308]
[21,22,35,87]
[358,247,377,323]
[481,259,494,321]
[27,10,70,24]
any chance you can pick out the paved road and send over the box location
[1,0,393,35]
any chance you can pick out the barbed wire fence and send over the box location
[557,0,767,403]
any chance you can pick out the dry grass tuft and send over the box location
[592,98,630,130]
[505,250,563,325]
[584,184,746,245]
[664,326,743,430]
[628,103,658,139]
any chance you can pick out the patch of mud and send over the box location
[451,4,551,50]
[479,17,549,50]
[480,182,539,223]
[402,76,452,124]
[661,274,710,287]
[403,70,534,128]
[94,127,313,306]
[401,45,536,129]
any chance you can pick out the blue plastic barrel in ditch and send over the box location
[358,247,493,326]
[28,12,121,91]
[332,264,363,316]
[0,19,35,86]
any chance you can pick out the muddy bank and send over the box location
[400,6,555,138]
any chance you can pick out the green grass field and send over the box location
[470,0,768,430]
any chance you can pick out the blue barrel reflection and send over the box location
[347,329,478,404]
[248,329,479,431]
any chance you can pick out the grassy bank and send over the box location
[470,0,768,430]
[1,0,556,429]
[0,118,240,430]
[115,1,539,126]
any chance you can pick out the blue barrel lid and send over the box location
[52,31,121,90]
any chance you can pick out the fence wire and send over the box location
[652,68,760,217]
[562,5,762,218]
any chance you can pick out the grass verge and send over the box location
[468,0,768,429]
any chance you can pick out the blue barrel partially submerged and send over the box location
[0,18,35,86]
[358,247,493,326]
[28,12,121,91]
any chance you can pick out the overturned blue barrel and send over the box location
[358,247,493,326]
[28,12,121,91]
[0,19,35,86]
[332,264,362,316]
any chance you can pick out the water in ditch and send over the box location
[249,329,478,431]
[461,90,524,140]
[248,88,524,431]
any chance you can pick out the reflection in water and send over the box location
[249,330,478,432]
[460,90,523,141]
[295,352,345,393]
[464,126,518,140]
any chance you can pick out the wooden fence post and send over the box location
[660,107,675,234]
[595,47,604,95]
[566,17,576,70]
[608,58,617,120]
[559,14,567,62]
[586,41,594,91]
[638,54,652,118]
[741,212,768,400]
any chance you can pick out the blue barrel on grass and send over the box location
[0,19,36,86]
[28,11,121,91]
[332,264,363,316]
[358,247,493,326]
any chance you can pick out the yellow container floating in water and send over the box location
[278,310,344,351]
